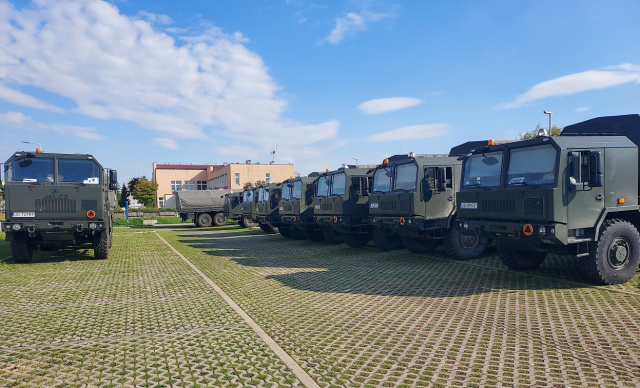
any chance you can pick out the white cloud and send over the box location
[137,11,173,25]
[0,111,104,140]
[153,138,178,150]
[368,124,449,142]
[323,2,396,44]
[495,64,640,110]
[575,107,590,112]
[0,0,336,155]
[357,97,423,114]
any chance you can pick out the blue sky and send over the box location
[1,0,639,183]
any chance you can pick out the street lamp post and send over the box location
[353,158,359,167]
[543,111,553,136]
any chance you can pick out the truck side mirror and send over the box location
[306,184,315,205]
[587,151,603,187]
[108,170,118,190]
[351,177,361,199]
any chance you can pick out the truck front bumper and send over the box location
[454,219,568,246]
[369,216,448,238]
[2,219,107,235]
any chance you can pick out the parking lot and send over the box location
[1,224,639,387]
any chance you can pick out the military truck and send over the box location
[224,191,248,227]
[1,151,118,262]
[278,174,321,240]
[368,152,488,259]
[252,182,282,234]
[312,165,376,247]
[455,114,640,285]
[175,189,232,227]
[240,187,260,228]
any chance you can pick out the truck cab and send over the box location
[278,174,320,240]
[313,165,376,247]
[2,151,118,262]
[455,114,640,285]
[252,182,282,234]
[239,187,259,228]
[368,152,488,259]
[224,191,244,226]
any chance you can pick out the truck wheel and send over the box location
[279,225,293,238]
[197,213,213,227]
[444,229,488,260]
[213,213,228,226]
[259,223,278,234]
[372,227,402,251]
[94,231,109,260]
[497,244,545,270]
[343,233,370,248]
[402,236,439,253]
[241,217,259,228]
[584,219,640,285]
[11,233,33,263]
[237,218,247,228]
[290,227,307,240]
[306,228,325,242]
[322,226,344,244]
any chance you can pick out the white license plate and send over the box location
[460,202,478,210]
[12,212,36,217]
[314,205,320,209]
[370,203,379,209]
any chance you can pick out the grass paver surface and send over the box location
[159,226,640,387]
[1,224,639,387]
[0,228,299,387]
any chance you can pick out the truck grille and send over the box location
[381,201,397,210]
[35,198,77,214]
[481,199,515,214]
[321,203,333,211]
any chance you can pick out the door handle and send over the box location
[448,196,454,201]
[595,193,604,202]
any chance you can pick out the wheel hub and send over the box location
[608,237,630,270]
[460,234,479,249]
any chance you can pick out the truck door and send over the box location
[566,149,605,231]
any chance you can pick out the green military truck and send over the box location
[240,187,260,228]
[455,114,640,285]
[368,152,489,259]
[1,151,118,262]
[312,165,376,247]
[224,191,247,227]
[252,182,282,234]
[278,174,321,240]
[175,189,232,227]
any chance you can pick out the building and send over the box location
[152,161,295,208]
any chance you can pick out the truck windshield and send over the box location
[331,173,346,196]
[291,180,303,199]
[58,159,100,184]
[372,168,392,193]
[463,151,503,188]
[8,157,54,183]
[282,184,292,201]
[243,190,253,203]
[258,187,269,203]
[507,145,557,186]
[394,163,417,191]
[317,176,330,198]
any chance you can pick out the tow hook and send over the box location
[513,229,521,239]
[76,225,84,233]
[27,226,36,234]
[474,226,482,236]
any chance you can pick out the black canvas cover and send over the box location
[561,114,640,146]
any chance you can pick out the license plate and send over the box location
[12,212,36,217]
[460,202,478,210]
[314,205,320,209]
[370,203,379,209]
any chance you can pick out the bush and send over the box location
[114,207,176,214]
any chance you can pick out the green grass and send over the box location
[113,217,183,226]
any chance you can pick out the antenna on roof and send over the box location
[271,143,277,163]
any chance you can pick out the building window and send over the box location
[171,180,182,192]
[158,198,165,208]
[184,181,195,190]
[197,181,207,190]
[235,173,240,185]
[266,173,271,183]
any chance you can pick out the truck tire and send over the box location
[444,229,488,260]
[290,226,307,240]
[322,226,343,244]
[372,227,402,251]
[197,213,213,227]
[11,233,32,263]
[259,223,279,234]
[213,212,228,226]
[343,233,370,248]
[241,217,259,228]
[583,219,640,285]
[279,225,293,238]
[402,236,439,253]
[94,231,109,260]
[497,244,545,270]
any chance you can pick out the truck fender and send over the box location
[593,206,640,241]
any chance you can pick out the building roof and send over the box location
[154,164,222,170]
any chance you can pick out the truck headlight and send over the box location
[463,222,469,231]
[12,224,22,231]
[89,223,97,230]
[538,226,546,236]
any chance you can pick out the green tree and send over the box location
[131,178,158,208]
[243,180,266,189]
[517,124,562,140]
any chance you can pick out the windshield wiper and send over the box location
[464,183,493,190]
[509,182,541,189]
